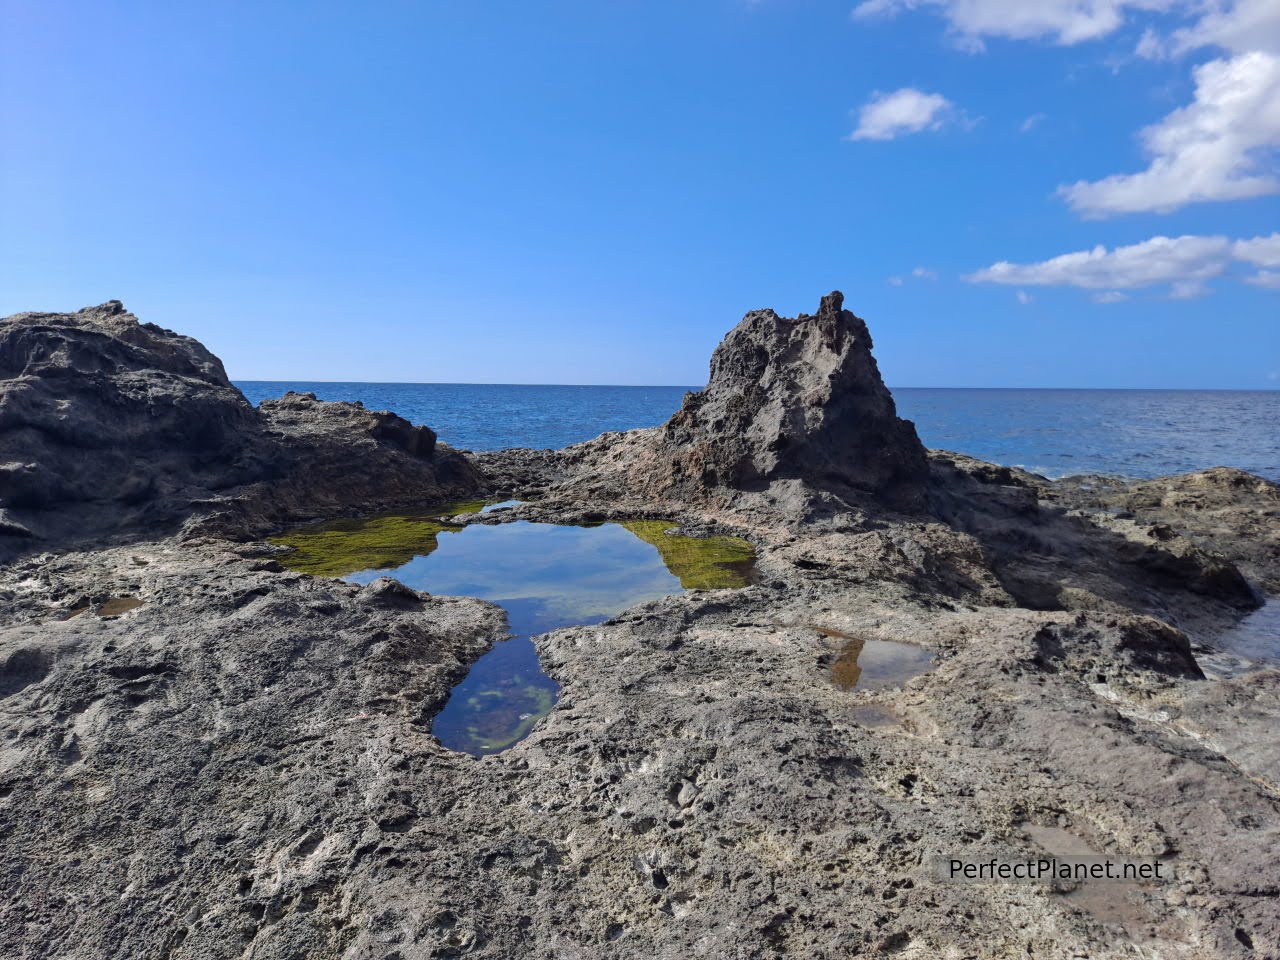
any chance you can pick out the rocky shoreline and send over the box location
[1,297,1277,959]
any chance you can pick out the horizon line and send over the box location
[232,379,1280,392]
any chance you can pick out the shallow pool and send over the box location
[274,510,756,756]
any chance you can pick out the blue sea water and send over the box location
[235,381,1280,482]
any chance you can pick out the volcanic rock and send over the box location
[0,302,484,553]
[651,291,927,506]
[2,294,1279,959]
[534,291,932,514]
[207,391,482,540]
[0,301,267,512]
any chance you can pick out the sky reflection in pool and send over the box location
[345,521,750,756]
[1195,601,1280,678]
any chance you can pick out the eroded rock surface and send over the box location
[488,292,931,521]
[638,291,929,508]
[0,303,484,556]
[2,295,1278,959]
[0,301,266,515]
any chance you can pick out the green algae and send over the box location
[463,683,557,753]
[273,509,758,755]
[273,507,757,587]
[618,520,756,590]
[269,499,491,577]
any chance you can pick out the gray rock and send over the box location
[0,303,487,554]
[0,301,266,512]
[635,291,929,509]
[2,294,1278,959]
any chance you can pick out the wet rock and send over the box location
[0,509,32,538]
[358,576,430,609]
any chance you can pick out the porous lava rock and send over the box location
[638,291,929,509]
[0,300,267,511]
[0,302,484,552]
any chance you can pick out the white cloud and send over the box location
[1059,52,1280,216]
[1169,279,1210,299]
[848,88,955,141]
[1169,0,1280,56]
[966,234,1233,290]
[1246,270,1280,289]
[1135,27,1167,59]
[1016,290,1034,304]
[1020,112,1047,133]
[1233,232,1280,267]
[967,232,1280,296]
[852,0,1177,48]
[889,265,938,285]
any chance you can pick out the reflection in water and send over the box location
[617,520,758,590]
[1022,824,1165,937]
[276,515,757,756]
[831,636,865,691]
[814,626,935,692]
[267,500,491,576]
[96,597,145,617]
[850,704,902,729]
[1197,601,1280,678]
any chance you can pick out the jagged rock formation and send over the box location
[490,292,933,516]
[1053,467,1280,593]
[930,451,1262,616]
[0,302,484,553]
[641,291,928,508]
[2,294,1279,958]
[0,300,266,512]
[201,391,482,540]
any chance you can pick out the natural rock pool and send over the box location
[273,506,756,755]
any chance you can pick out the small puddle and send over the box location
[58,596,145,620]
[273,507,756,756]
[813,627,935,692]
[1195,600,1280,678]
[1022,824,1168,939]
[850,704,902,729]
[96,597,144,617]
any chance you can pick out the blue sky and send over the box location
[2,0,1276,387]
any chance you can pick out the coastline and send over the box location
[2,297,1277,958]
[234,380,1280,483]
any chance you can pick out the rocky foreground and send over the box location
[1,297,1278,959]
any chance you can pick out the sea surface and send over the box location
[236,382,1280,481]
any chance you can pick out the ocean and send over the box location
[235,382,1280,482]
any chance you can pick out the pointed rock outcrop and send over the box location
[641,291,929,508]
